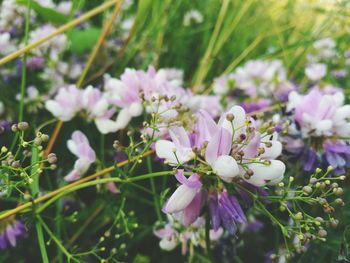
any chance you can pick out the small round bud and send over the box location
[47,153,57,164]
[226,113,234,122]
[265,142,272,148]
[334,198,344,206]
[318,229,327,238]
[11,160,20,168]
[17,122,29,131]
[266,127,275,134]
[331,183,338,189]
[335,187,344,196]
[11,124,18,132]
[34,137,42,145]
[309,178,317,184]
[41,134,49,142]
[239,133,247,141]
[303,186,313,195]
[315,217,324,224]
[1,146,8,153]
[318,198,327,206]
[330,218,339,228]
[295,212,303,220]
[315,168,322,174]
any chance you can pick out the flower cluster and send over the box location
[46,66,221,134]
[155,105,286,233]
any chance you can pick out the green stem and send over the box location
[19,0,31,122]
[37,216,73,262]
[147,156,162,220]
[37,171,173,213]
[31,146,49,263]
[35,220,50,263]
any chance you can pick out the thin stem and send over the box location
[44,0,123,158]
[37,171,173,214]
[37,216,73,261]
[147,156,162,220]
[18,0,31,122]
[76,0,123,88]
[0,0,119,65]
[35,220,50,263]
[31,145,49,263]
[192,0,229,91]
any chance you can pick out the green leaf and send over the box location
[132,254,151,263]
[17,0,69,24]
[67,27,102,55]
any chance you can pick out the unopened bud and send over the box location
[17,122,29,131]
[226,113,234,122]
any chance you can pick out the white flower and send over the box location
[244,160,286,187]
[45,85,82,121]
[183,9,204,26]
[305,63,327,81]
[155,126,194,165]
[0,101,4,115]
[212,155,239,182]
[159,236,177,251]
[0,32,16,55]
[64,131,96,182]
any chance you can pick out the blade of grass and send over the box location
[0,0,119,65]
[31,146,49,263]
[44,0,123,157]
[192,0,229,91]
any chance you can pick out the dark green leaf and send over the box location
[67,27,101,54]
[17,0,69,24]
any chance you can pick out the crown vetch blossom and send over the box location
[163,170,202,214]
[64,131,96,182]
[287,88,350,137]
[0,219,26,250]
[209,190,247,235]
[45,85,82,121]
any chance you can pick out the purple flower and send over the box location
[209,190,246,235]
[304,148,317,172]
[0,219,26,250]
[26,57,44,70]
[64,131,96,182]
[240,99,271,114]
[324,140,350,174]
[162,170,202,226]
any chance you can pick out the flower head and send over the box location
[64,131,96,182]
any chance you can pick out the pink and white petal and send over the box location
[155,140,177,164]
[163,185,198,213]
[64,169,80,182]
[95,118,120,134]
[212,155,239,182]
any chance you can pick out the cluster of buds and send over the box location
[272,166,345,255]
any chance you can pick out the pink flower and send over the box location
[305,63,327,81]
[155,126,194,165]
[288,88,349,137]
[64,131,96,182]
[163,170,202,225]
[45,85,82,121]
[205,127,239,182]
